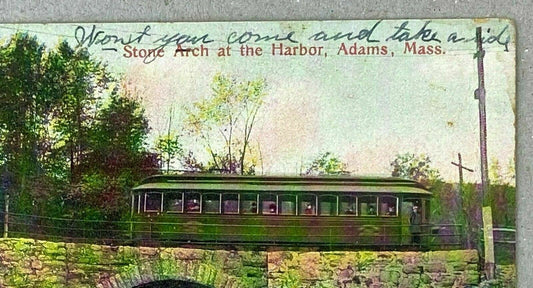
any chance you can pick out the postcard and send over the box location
[0,19,515,287]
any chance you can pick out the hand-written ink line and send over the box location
[153,33,214,50]
[75,25,151,48]
[386,21,441,43]
[308,20,382,43]
[227,31,298,44]
[447,26,510,52]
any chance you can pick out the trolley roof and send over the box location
[132,174,432,196]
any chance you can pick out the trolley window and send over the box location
[379,196,398,217]
[261,194,277,215]
[279,194,296,215]
[241,193,258,214]
[359,196,377,216]
[165,192,184,213]
[402,198,422,221]
[203,193,221,214]
[185,192,201,213]
[145,192,162,213]
[339,195,357,216]
[318,195,338,216]
[223,194,239,214]
[299,194,317,216]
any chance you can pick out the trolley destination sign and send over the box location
[0,19,516,287]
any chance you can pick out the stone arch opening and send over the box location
[132,279,214,288]
[99,262,245,288]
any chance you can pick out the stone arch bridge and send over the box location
[0,238,480,288]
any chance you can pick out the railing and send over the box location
[2,212,132,245]
[0,212,463,249]
[491,227,516,244]
[480,226,516,265]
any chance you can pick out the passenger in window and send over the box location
[269,203,276,214]
[387,206,396,216]
[250,202,257,213]
[187,199,200,212]
[305,203,314,215]
[368,205,375,215]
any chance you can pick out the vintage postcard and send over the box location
[0,19,515,287]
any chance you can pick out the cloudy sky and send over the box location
[0,19,515,182]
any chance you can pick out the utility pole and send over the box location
[451,153,474,248]
[474,27,489,205]
[451,153,474,189]
[2,168,10,238]
[475,27,495,280]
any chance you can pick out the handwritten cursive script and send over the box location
[75,25,152,51]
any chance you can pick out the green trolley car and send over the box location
[130,174,439,247]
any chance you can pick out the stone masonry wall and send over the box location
[268,250,480,288]
[0,238,482,288]
[0,238,267,288]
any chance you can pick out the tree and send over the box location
[155,133,183,173]
[305,152,348,175]
[88,89,150,177]
[0,33,155,222]
[390,153,441,183]
[154,106,183,173]
[50,41,110,184]
[0,33,46,187]
[72,90,154,219]
[185,73,266,174]
[0,34,77,215]
[180,151,205,172]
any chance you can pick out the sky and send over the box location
[0,19,515,183]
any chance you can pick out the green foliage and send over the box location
[88,90,151,177]
[47,41,110,183]
[489,157,515,186]
[180,151,205,172]
[305,152,348,175]
[0,33,48,205]
[155,133,183,173]
[278,270,302,288]
[429,180,515,250]
[390,153,441,184]
[0,33,154,225]
[185,72,266,174]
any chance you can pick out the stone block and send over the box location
[433,274,455,287]
[446,261,467,272]
[139,246,158,257]
[424,262,446,273]
[402,263,421,274]
[400,251,422,265]
[175,248,204,260]
[213,272,229,287]
[240,251,267,267]
[379,269,401,284]
[30,258,43,270]
[298,252,320,280]
[426,251,448,262]
[445,250,478,264]
[464,270,480,284]
[42,241,67,253]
